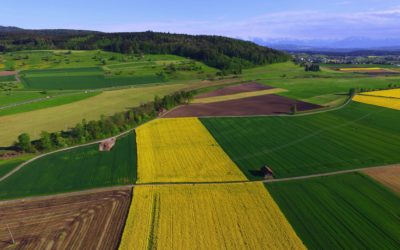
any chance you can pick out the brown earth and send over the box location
[196,82,273,98]
[363,165,400,193]
[0,71,17,76]
[0,188,132,250]
[164,94,322,118]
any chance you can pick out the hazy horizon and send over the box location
[2,0,400,48]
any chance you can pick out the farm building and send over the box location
[99,137,117,151]
[260,166,274,179]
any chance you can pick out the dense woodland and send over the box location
[0,27,290,74]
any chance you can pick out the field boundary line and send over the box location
[263,164,400,183]
[0,185,133,205]
[2,163,398,203]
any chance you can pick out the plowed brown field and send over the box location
[0,188,131,250]
[364,165,400,193]
[164,94,321,117]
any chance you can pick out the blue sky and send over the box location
[2,0,400,41]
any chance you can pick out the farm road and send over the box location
[1,163,398,204]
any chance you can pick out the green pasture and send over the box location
[202,102,400,180]
[0,91,100,116]
[267,173,400,249]
[0,155,34,178]
[0,132,137,200]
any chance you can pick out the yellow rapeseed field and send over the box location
[119,183,305,250]
[353,94,400,110]
[360,88,400,99]
[193,88,287,104]
[339,67,381,71]
[136,118,247,183]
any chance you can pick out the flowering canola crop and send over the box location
[119,183,305,250]
[135,118,247,183]
[360,89,400,99]
[353,94,400,110]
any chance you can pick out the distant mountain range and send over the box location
[252,37,400,52]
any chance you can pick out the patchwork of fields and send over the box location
[201,102,400,179]
[120,183,305,250]
[0,84,186,146]
[1,49,400,249]
[267,173,400,249]
[136,118,246,183]
[0,133,136,200]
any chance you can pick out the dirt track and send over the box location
[164,94,321,117]
[0,188,132,250]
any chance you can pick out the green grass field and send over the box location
[0,83,188,146]
[0,155,34,178]
[201,102,400,179]
[0,91,100,116]
[21,67,168,90]
[0,75,16,82]
[266,173,400,249]
[0,132,136,200]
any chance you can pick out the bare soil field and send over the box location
[0,71,17,76]
[0,188,131,250]
[363,165,400,193]
[164,94,321,117]
[196,82,272,98]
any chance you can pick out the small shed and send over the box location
[260,166,274,179]
[99,137,116,151]
[158,108,167,117]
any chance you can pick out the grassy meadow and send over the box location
[267,173,400,249]
[0,83,187,146]
[0,155,34,178]
[242,62,400,105]
[0,91,100,116]
[202,102,400,179]
[0,132,136,200]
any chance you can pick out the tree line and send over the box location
[15,91,194,153]
[0,30,290,74]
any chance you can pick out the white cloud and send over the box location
[92,7,400,40]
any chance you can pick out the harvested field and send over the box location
[136,118,246,183]
[0,188,132,250]
[364,165,400,193]
[193,88,287,104]
[195,82,273,98]
[120,183,305,250]
[164,94,321,118]
[353,94,400,110]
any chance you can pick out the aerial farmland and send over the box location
[1,3,400,249]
